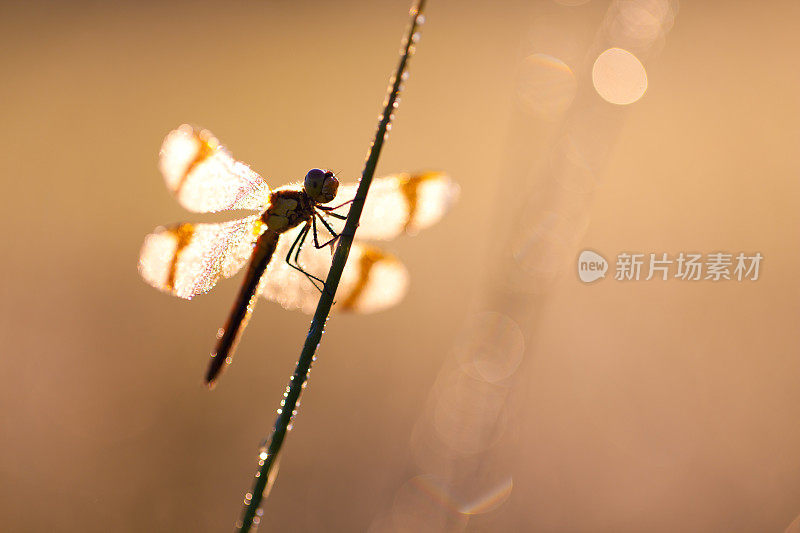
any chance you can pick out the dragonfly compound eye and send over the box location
[304,168,327,200]
[319,173,339,204]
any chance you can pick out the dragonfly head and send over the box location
[304,168,339,204]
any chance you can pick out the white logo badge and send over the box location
[577,250,608,283]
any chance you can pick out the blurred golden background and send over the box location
[1,1,799,531]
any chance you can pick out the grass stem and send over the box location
[236,1,427,530]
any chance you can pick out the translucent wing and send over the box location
[332,172,459,241]
[159,124,270,213]
[139,215,264,299]
[258,225,409,314]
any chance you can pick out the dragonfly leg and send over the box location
[285,223,325,292]
[313,212,341,249]
[318,198,354,212]
[285,222,306,261]
[317,209,347,220]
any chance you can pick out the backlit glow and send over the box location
[139,216,263,299]
[159,125,270,213]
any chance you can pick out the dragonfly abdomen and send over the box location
[205,229,280,387]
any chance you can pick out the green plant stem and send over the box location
[236,1,427,530]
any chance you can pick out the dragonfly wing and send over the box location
[332,172,458,240]
[159,124,271,213]
[337,242,409,313]
[258,226,409,314]
[257,226,330,314]
[139,215,264,299]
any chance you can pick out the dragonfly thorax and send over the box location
[262,189,317,233]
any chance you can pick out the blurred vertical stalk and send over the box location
[236,1,427,531]
[374,1,678,531]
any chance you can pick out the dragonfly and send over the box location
[139,125,458,387]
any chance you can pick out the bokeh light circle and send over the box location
[592,47,648,105]
[455,311,525,382]
[516,53,577,119]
